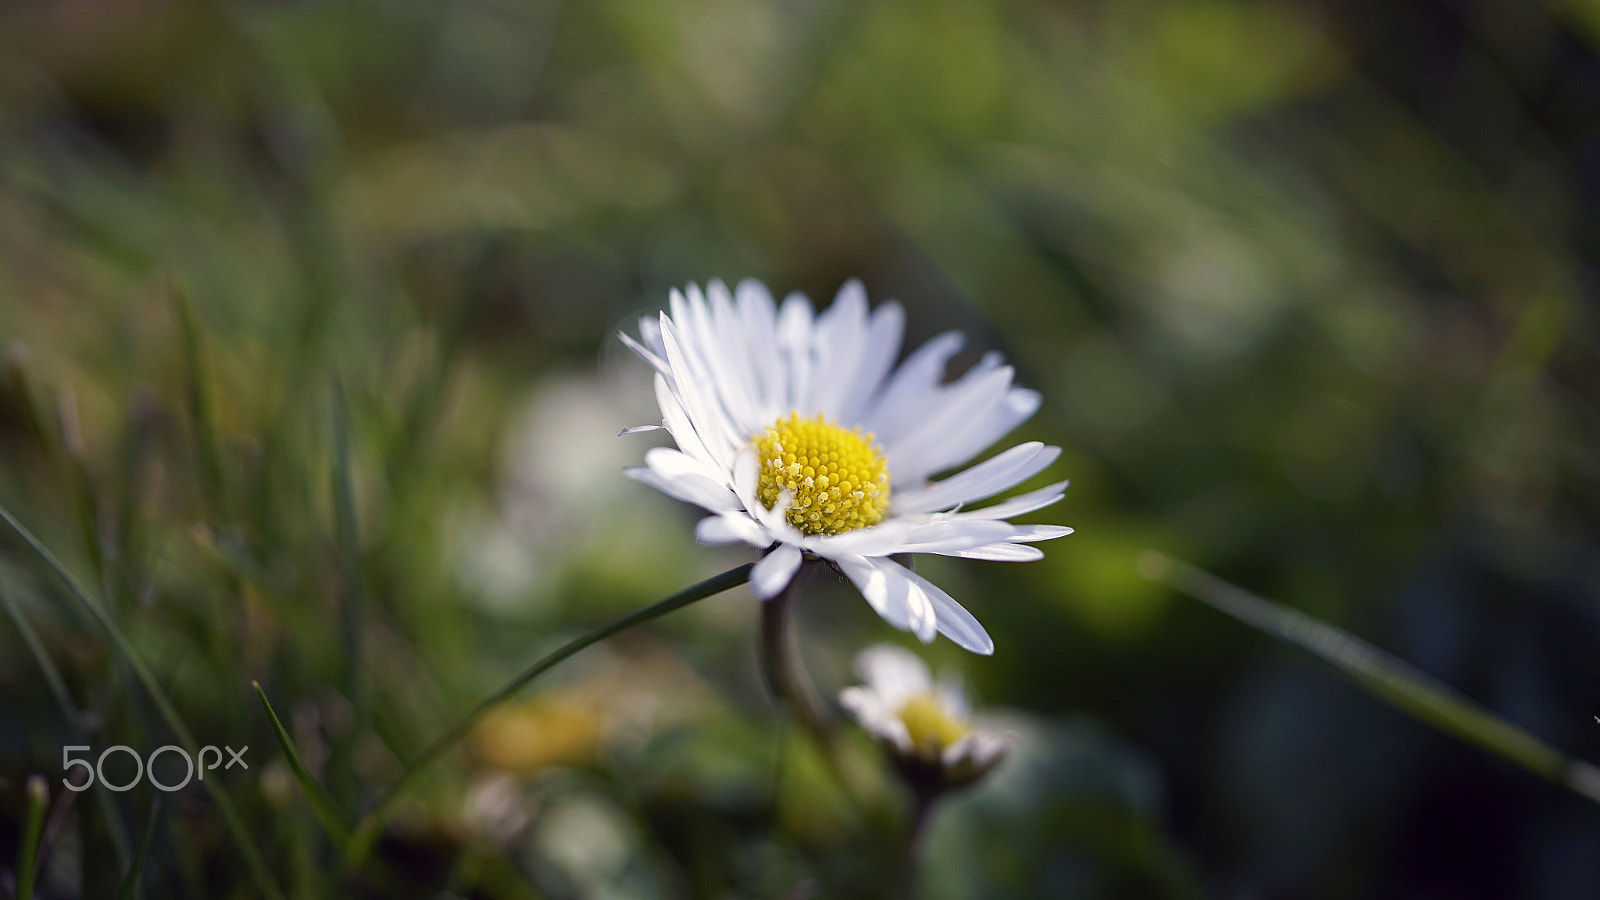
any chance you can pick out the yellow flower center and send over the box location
[753,412,890,536]
[897,693,971,753]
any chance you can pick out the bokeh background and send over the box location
[2,0,1599,897]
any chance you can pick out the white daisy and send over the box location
[620,279,1071,654]
[839,644,1010,785]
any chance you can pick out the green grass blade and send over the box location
[252,682,353,844]
[0,501,286,900]
[15,775,48,900]
[172,280,226,516]
[344,562,755,865]
[329,382,364,808]
[113,798,161,900]
[0,583,131,867]
[1138,550,1600,805]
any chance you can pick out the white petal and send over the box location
[935,676,971,720]
[719,280,778,432]
[667,286,695,340]
[660,315,740,464]
[645,446,726,484]
[811,518,1016,560]
[735,279,783,418]
[671,284,720,379]
[883,365,1018,484]
[930,523,1069,559]
[618,424,663,436]
[873,349,1004,456]
[955,480,1069,520]
[637,314,666,359]
[755,496,808,548]
[944,730,1011,770]
[838,686,912,752]
[806,520,917,557]
[655,374,716,468]
[946,542,1045,562]
[834,300,905,425]
[731,447,762,513]
[776,292,816,412]
[905,579,938,642]
[895,520,1022,554]
[618,328,669,377]
[896,563,993,655]
[693,281,762,435]
[860,331,965,444]
[694,514,770,548]
[892,443,1061,514]
[833,554,914,634]
[912,386,1042,480]
[853,644,933,702]
[623,466,741,512]
[1007,524,1074,542]
[751,543,802,599]
[835,555,936,642]
[807,280,870,419]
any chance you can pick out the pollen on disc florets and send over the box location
[753,411,890,536]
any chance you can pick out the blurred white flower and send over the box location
[621,279,1071,654]
[456,370,670,612]
[839,644,1010,787]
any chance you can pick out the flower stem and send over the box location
[896,784,940,899]
[759,568,833,747]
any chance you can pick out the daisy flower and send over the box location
[620,279,1071,654]
[839,643,1011,788]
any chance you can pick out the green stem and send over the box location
[896,785,939,900]
[343,562,753,865]
[1138,550,1600,806]
[758,572,833,746]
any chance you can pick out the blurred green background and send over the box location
[2,0,1599,897]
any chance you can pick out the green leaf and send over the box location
[114,798,162,900]
[253,682,353,844]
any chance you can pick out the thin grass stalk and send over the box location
[14,776,48,900]
[113,798,161,900]
[253,682,353,844]
[329,383,364,810]
[1138,550,1600,805]
[172,281,227,518]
